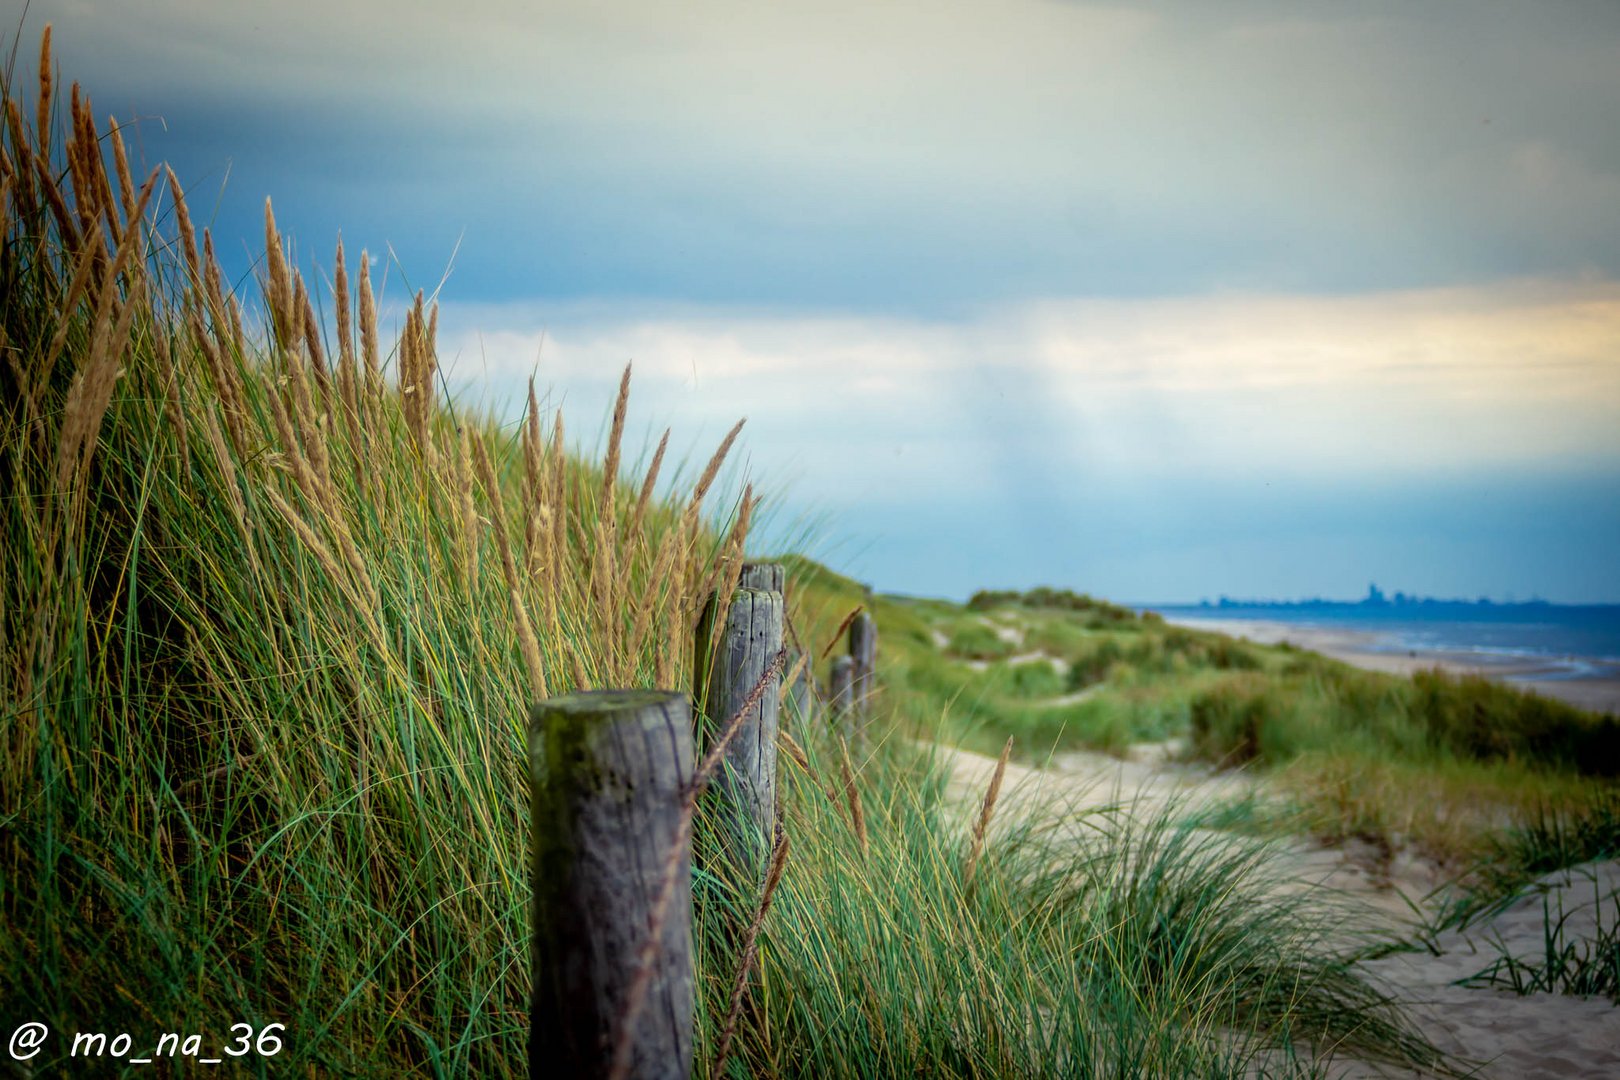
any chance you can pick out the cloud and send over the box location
[24,1,1620,311]
[19,2,1620,598]
[435,279,1620,519]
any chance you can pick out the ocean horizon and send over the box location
[1146,601,1620,680]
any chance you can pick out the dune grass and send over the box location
[2,33,752,1073]
[706,721,1448,1078]
[1457,884,1620,1003]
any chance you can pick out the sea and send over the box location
[1143,602,1620,684]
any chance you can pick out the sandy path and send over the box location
[935,743,1620,1077]
[981,614,1026,647]
[938,743,1444,925]
[963,649,1071,676]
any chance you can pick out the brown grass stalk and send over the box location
[200,407,250,547]
[819,605,865,660]
[782,650,809,700]
[264,488,385,650]
[200,229,241,356]
[35,26,52,163]
[108,117,135,225]
[778,730,811,774]
[64,86,96,237]
[548,409,567,636]
[689,418,745,517]
[455,425,479,595]
[5,100,38,227]
[600,362,631,511]
[32,143,80,253]
[356,250,383,440]
[628,427,669,541]
[357,249,380,383]
[590,514,618,679]
[837,736,869,856]
[472,431,547,699]
[263,375,324,509]
[624,526,679,675]
[53,170,156,495]
[0,174,12,261]
[332,240,359,435]
[711,821,792,1079]
[166,166,200,287]
[34,225,106,419]
[401,292,438,458]
[964,736,1014,895]
[520,382,545,570]
[284,282,332,499]
[263,200,295,348]
[298,274,330,400]
[189,305,245,455]
[72,89,119,246]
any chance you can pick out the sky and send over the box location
[19,0,1620,602]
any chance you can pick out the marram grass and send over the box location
[711,726,1450,1079]
[3,30,1452,1077]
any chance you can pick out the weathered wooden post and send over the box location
[738,562,785,594]
[849,611,877,730]
[530,691,694,1080]
[693,563,784,887]
[828,655,854,731]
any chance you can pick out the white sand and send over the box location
[1342,860,1620,1079]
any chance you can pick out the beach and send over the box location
[1165,616,1620,717]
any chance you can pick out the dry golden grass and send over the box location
[964,735,1014,893]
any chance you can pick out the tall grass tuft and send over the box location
[716,732,1449,1078]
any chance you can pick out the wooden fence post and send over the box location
[738,562,785,594]
[529,690,694,1080]
[693,565,784,886]
[828,655,854,732]
[849,611,877,732]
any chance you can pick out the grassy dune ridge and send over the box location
[10,31,1616,1077]
[825,585,1620,868]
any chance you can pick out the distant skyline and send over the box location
[19,1,1620,601]
[1173,583,1618,608]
